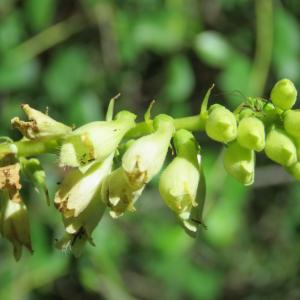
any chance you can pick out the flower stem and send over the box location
[0,114,205,159]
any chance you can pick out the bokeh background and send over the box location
[1,0,300,299]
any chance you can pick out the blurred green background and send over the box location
[1,0,300,299]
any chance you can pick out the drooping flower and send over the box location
[54,154,114,256]
[159,129,206,236]
[122,114,175,189]
[59,111,136,168]
[101,167,144,218]
[11,104,72,139]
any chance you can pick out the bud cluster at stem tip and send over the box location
[0,79,300,259]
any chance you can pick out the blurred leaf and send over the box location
[0,59,39,91]
[194,31,235,68]
[67,91,104,126]
[218,55,251,106]
[163,55,195,103]
[25,0,57,32]
[273,7,300,81]
[204,176,247,247]
[0,11,25,53]
[43,47,89,104]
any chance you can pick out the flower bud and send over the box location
[59,111,136,168]
[283,109,300,138]
[265,128,297,166]
[122,114,174,189]
[0,191,32,261]
[20,157,50,205]
[159,129,206,235]
[223,141,255,185]
[55,153,113,219]
[286,162,300,181]
[205,104,237,143]
[11,104,72,139]
[237,117,265,151]
[101,167,144,218]
[270,79,297,110]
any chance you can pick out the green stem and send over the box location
[125,114,205,139]
[248,0,273,96]
[0,115,206,159]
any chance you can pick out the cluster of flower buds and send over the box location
[204,79,300,185]
[0,78,299,259]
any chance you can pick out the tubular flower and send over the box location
[237,116,265,152]
[59,111,136,168]
[11,104,72,139]
[223,141,255,185]
[159,129,206,236]
[270,78,297,110]
[265,128,297,167]
[122,114,175,189]
[55,153,114,219]
[54,154,114,256]
[205,104,237,143]
[101,167,145,218]
[0,191,32,261]
[286,162,300,181]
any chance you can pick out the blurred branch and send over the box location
[249,0,273,96]
[5,15,86,65]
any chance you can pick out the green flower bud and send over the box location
[20,157,50,205]
[223,141,255,185]
[205,104,237,143]
[101,167,144,218]
[0,191,32,261]
[270,79,297,110]
[122,114,174,189]
[59,111,136,168]
[265,128,297,166]
[237,117,265,151]
[286,162,300,181]
[11,104,72,139]
[283,109,300,138]
[159,129,206,235]
[55,153,113,219]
